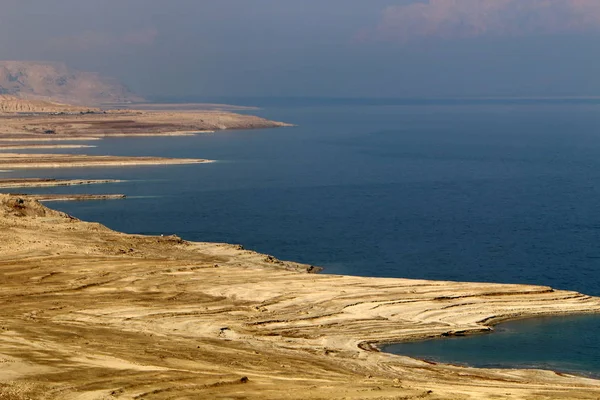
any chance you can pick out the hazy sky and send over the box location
[2,0,599,98]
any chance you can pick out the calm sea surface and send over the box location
[8,98,600,376]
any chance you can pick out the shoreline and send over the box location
[0,105,286,172]
[1,102,599,398]
[1,194,600,399]
[0,144,96,150]
[0,153,212,169]
[12,193,126,202]
[36,194,126,202]
[0,178,124,189]
[379,313,600,380]
[0,136,102,142]
[0,109,292,137]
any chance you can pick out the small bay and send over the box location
[384,315,600,378]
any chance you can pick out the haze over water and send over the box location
[15,98,600,375]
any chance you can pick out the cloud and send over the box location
[374,0,600,41]
[49,28,158,51]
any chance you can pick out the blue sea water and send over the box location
[7,98,600,376]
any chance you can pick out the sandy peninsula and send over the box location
[0,90,292,173]
[0,109,291,139]
[0,101,290,169]
[1,195,599,399]
[13,193,126,202]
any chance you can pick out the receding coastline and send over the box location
[0,153,211,169]
[1,94,600,398]
[1,194,600,399]
[0,178,123,189]
[0,144,96,150]
[0,99,290,169]
[0,109,291,138]
[8,193,126,202]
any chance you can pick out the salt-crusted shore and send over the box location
[0,178,123,189]
[0,106,289,169]
[10,193,126,202]
[0,144,95,150]
[1,101,599,398]
[0,109,291,137]
[0,153,210,169]
[1,194,600,399]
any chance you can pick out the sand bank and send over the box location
[19,193,126,202]
[0,153,210,169]
[0,195,599,399]
[0,109,291,138]
[0,178,123,189]
[0,144,95,150]
[0,136,102,142]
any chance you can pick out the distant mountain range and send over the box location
[0,61,144,106]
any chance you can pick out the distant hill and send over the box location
[0,61,144,106]
[0,95,99,113]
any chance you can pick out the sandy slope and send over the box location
[1,195,600,399]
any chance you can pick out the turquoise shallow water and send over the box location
[7,98,600,375]
[384,315,600,378]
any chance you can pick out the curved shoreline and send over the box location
[0,105,599,398]
[380,314,600,379]
[1,194,600,399]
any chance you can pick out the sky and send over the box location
[1,0,599,98]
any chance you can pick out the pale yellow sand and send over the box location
[0,195,599,399]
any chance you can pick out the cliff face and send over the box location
[0,61,144,105]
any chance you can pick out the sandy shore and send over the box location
[0,109,291,138]
[1,194,599,399]
[0,144,95,150]
[0,178,123,189]
[0,153,210,169]
[0,104,288,173]
[0,136,102,142]
[19,193,126,201]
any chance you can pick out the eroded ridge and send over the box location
[1,195,600,399]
